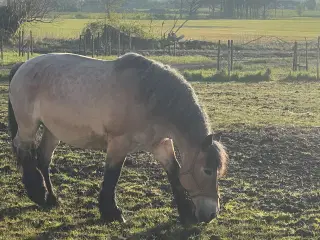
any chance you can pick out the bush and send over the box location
[74,13,89,19]
[183,68,272,82]
[283,71,317,81]
[82,17,158,40]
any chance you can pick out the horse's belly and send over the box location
[40,109,108,150]
[63,130,107,150]
[51,122,108,150]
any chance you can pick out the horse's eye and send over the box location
[203,168,213,176]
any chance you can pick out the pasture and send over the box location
[1,10,320,239]
[0,52,214,67]
[21,17,320,42]
[0,66,319,239]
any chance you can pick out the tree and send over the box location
[165,0,205,40]
[99,0,126,19]
[205,0,221,18]
[305,0,316,10]
[54,0,82,12]
[296,3,304,16]
[1,0,56,39]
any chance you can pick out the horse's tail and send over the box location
[8,62,24,141]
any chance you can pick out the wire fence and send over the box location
[1,32,319,80]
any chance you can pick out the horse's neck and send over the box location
[170,128,203,173]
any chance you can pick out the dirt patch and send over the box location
[1,124,319,239]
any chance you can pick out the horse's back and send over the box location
[8,53,148,149]
[9,53,113,98]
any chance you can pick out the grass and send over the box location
[49,9,320,20]
[19,17,320,42]
[183,69,272,83]
[195,81,320,129]
[0,68,319,239]
[0,51,214,66]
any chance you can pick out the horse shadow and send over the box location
[126,221,206,240]
[1,205,220,239]
[32,217,219,240]
[0,205,39,221]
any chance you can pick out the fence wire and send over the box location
[1,33,319,80]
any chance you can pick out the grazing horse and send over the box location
[8,52,228,224]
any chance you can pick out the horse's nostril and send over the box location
[210,212,217,219]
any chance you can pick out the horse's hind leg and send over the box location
[153,139,197,225]
[13,125,48,206]
[37,127,60,207]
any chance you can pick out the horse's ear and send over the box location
[202,134,214,150]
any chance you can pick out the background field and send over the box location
[21,17,320,42]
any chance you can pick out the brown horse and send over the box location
[8,52,228,224]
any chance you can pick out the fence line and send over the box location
[0,35,3,63]
[1,31,320,81]
[317,37,320,81]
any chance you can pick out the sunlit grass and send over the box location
[0,63,319,239]
[0,51,214,66]
[19,18,320,43]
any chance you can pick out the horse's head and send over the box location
[179,134,228,223]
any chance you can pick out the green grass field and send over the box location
[0,68,319,239]
[1,11,320,238]
[20,17,320,43]
[48,9,320,20]
[0,51,215,67]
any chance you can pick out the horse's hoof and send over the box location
[100,214,126,224]
[45,194,59,208]
[180,215,198,226]
[22,168,48,206]
[100,208,126,223]
[179,209,198,226]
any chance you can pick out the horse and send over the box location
[7,52,228,224]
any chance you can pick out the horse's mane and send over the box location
[114,53,211,145]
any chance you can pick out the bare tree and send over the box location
[9,0,56,23]
[167,0,205,37]
[1,0,56,38]
[99,0,126,19]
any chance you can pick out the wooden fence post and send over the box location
[91,34,95,58]
[84,34,87,56]
[30,30,33,56]
[228,40,231,78]
[104,25,107,56]
[0,35,3,64]
[293,41,297,71]
[108,28,112,56]
[79,35,82,54]
[305,38,308,71]
[27,46,30,60]
[118,31,121,56]
[231,40,234,71]
[317,36,319,81]
[129,32,132,51]
[21,30,25,57]
[217,40,221,71]
[27,37,30,60]
[97,32,100,56]
[18,30,21,56]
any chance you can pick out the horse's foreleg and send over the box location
[37,127,60,207]
[153,139,197,225]
[99,153,126,223]
[13,131,48,206]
